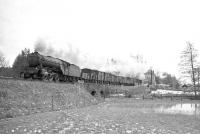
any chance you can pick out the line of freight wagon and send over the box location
[20,52,142,86]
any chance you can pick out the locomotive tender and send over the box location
[20,52,142,86]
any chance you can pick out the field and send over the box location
[0,98,200,134]
[1,78,198,133]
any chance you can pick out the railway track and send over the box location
[0,75,113,85]
[0,75,75,84]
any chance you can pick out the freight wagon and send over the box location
[81,69,105,84]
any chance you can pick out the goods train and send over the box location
[20,52,142,86]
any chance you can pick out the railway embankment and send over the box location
[0,79,102,119]
[0,78,147,119]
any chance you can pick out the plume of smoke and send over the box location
[34,39,81,65]
[34,38,148,79]
[34,39,46,52]
[63,44,80,65]
[100,55,148,79]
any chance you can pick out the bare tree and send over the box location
[0,51,8,67]
[179,42,198,96]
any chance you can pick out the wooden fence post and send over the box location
[51,95,54,111]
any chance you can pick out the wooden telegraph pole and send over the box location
[197,68,200,94]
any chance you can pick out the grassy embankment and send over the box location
[0,79,102,119]
[0,78,147,119]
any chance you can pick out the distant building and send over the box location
[144,69,156,86]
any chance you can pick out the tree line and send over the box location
[144,69,180,89]
[0,48,30,77]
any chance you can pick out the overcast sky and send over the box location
[1,0,200,78]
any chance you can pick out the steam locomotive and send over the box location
[20,52,142,86]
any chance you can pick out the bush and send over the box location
[0,67,17,77]
[0,90,8,98]
[5,113,13,118]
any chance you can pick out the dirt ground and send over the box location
[0,98,200,134]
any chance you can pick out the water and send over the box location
[105,99,200,116]
[154,103,200,115]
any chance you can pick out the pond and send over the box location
[154,103,200,116]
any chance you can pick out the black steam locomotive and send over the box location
[20,52,142,86]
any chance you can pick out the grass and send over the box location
[0,79,147,119]
[0,79,99,119]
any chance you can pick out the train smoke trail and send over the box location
[34,38,148,79]
[34,39,80,65]
[101,56,147,79]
